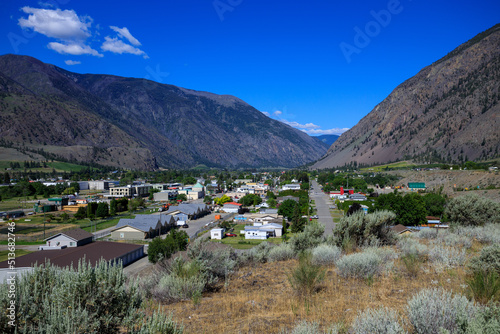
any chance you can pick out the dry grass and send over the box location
[161,251,470,333]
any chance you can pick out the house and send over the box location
[390,224,412,235]
[282,183,301,191]
[111,214,174,240]
[259,208,278,215]
[223,202,242,213]
[244,228,269,240]
[349,193,367,201]
[42,229,93,249]
[165,203,210,219]
[211,228,225,240]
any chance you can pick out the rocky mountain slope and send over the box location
[313,24,500,170]
[0,55,326,170]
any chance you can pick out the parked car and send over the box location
[225,233,237,237]
[182,224,189,228]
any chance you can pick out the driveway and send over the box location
[310,179,336,236]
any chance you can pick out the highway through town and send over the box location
[310,179,336,236]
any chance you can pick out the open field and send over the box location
[359,160,416,172]
[163,241,480,333]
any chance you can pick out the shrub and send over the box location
[415,228,439,239]
[352,307,407,334]
[454,224,500,244]
[333,210,397,250]
[441,233,473,249]
[290,223,325,253]
[445,194,500,226]
[468,244,500,275]
[134,308,184,334]
[249,241,274,263]
[311,244,342,266]
[465,302,500,334]
[336,250,384,279]
[0,259,183,333]
[407,288,477,334]
[467,270,500,304]
[268,243,296,262]
[429,245,466,269]
[397,237,428,257]
[288,253,326,296]
[401,253,423,277]
[155,272,207,303]
[280,320,323,334]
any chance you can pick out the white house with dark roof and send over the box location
[42,228,94,250]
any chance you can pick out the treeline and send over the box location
[0,180,80,201]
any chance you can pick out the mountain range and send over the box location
[313,24,500,169]
[0,55,327,170]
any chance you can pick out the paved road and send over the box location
[310,180,336,236]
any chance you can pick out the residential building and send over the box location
[282,183,301,191]
[42,229,93,249]
[211,228,225,240]
[223,202,242,213]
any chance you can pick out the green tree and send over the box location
[148,229,189,263]
[74,206,87,219]
[291,204,306,233]
[347,202,362,216]
[177,194,188,202]
[214,194,231,205]
[110,199,117,216]
[278,199,299,221]
[69,182,80,192]
[423,193,447,217]
[96,202,109,218]
[239,194,262,207]
[3,172,10,184]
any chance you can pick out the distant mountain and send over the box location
[0,55,327,170]
[312,24,500,169]
[313,135,340,148]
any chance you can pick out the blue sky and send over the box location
[1,0,499,135]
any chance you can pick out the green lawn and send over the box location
[0,249,33,262]
[359,160,415,172]
[47,161,88,172]
[0,240,43,245]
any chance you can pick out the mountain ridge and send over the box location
[0,54,327,170]
[312,23,500,170]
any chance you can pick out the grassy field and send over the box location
[0,197,33,211]
[359,160,416,172]
[47,161,88,172]
[0,249,33,262]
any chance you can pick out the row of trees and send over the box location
[0,180,80,201]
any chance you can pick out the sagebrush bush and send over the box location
[415,228,439,239]
[407,288,477,334]
[333,210,397,250]
[441,233,473,249]
[454,224,500,244]
[352,307,407,334]
[268,243,296,262]
[311,244,342,266]
[0,259,183,333]
[465,302,500,334]
[445,193,500,226]
[187,238,238,282]
[336,250,384,279]
[429,245,467,269]
[290,223,325,253]
[280,320,323,334]
[248,241,274,263]
[469,244,500,275]
[155,272,207,303]
[397,237,428,257]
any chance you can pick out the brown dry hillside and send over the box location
[313,24,500,170]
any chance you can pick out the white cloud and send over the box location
[110,26,141,46]
[262,111,270,117]
[101,36,149,59]
[273,110,283,116]
[49,42,102,56]
[302,128,350,135]
[65,60,81,65]
[280,120,321,130]
[19,7,91,41]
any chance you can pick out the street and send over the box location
[310,179,336,236]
